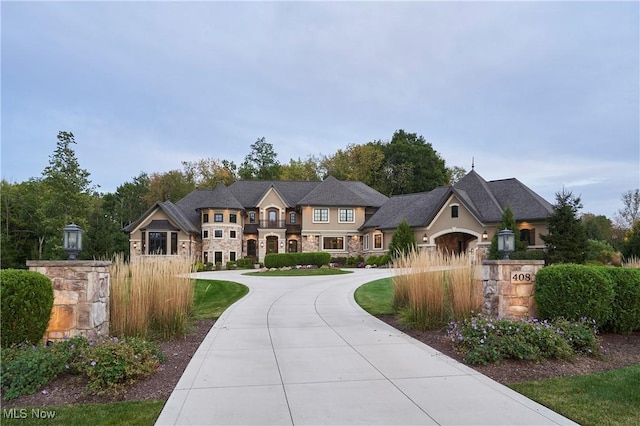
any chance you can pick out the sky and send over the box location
[1,1,638,219]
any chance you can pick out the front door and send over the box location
[266,236,279,254]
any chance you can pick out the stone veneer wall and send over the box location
[26,260,111,342]
[481,260,545,319]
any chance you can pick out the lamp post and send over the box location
[497,228,515,260]
[63,223,83,260]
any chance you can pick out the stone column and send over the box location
[26,260,111,342]
[481,260,545,319]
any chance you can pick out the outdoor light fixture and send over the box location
[280,241,284,248]
[497,228,515,260]
[422,233,428,243]
[482,230,488,240]
[133,242,138,250]
[182,242,186,249]
[63,223,83,260]
[260,241,264,248]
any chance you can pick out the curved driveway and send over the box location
[156,269,576,425]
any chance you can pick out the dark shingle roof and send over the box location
[362,170,552,230]
[122,201,200,235]
[362,187,450,230]
[297,176,369,206]
[454,170,504,222]
[486,178,553,220]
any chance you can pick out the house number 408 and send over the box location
[511,272,533,283]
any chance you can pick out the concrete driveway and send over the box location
[156,268,576,425]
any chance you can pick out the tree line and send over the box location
[1,130,638,267]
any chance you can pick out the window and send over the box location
[214,230,223,238]
[363,234,369,250]
[374,233,383,249]
[230,252,236,262]
[214,251,222,263]
[520,228,535,246]
[230,230,237,239]
[249,212,256,223]
[313,208,329,222]
[203,213,209,223]
[214,213,223,222]
[323,236,344,250]
[149,232,167,254]
[451,205,459,218]
[203,251,209,264]
[288,239,298,253]
[230,213,237,223]
[203,230,209,239]
[339,208,354,223]
[171,232,178,255]
[289,212,296,224]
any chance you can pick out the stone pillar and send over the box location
[26,260,111,342]
[481,260,545,319]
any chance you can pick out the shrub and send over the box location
[0,343,67,400]
[264,252,330,268]
[236,257,255,268]
[586,239,616,265]
[602,267,640,334]
[534,264,615,327]
[0,335,163,400]
[447,314,600,365]
[0,269,54,347]
[226,261,237,270]
[509,250,546,261]
[73,336,163,396]
[193,261,205,272]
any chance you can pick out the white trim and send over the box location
[427,227,483,244]
[337,208,355,223]
[313,207,330,223]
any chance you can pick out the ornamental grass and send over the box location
[392,250,481,330]
[110,255,194,339]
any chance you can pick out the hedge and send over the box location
[263,252,331,268]
[602,267,640,334]
[1,269,54,346]
[534,264,615,327]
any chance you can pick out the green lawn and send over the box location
[193,279,249,319]
[510,364,640,426]
[1,400,164,425]
[243,268,352,277]
[354,277,394,315]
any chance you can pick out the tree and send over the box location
[622,221,640,260]
[279,157,321,181]
[238,137,280,180]
[182,158,237,188]
[143,170,195,204]
[388,219,417,258]
[541,189,589,264]
[320,142,386,187]
[38,131,96,259]
[446,166,467,185]
[615,189,640,229]
[488,206,526,259]
[380,130,448,196]
[581,213,612,243]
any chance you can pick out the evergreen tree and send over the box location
[488,206,527,259]
[622,221,640,260]
[388,219,417,258]
[541,189,589,264]
[238,137,281,180]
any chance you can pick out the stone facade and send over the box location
[480,260,545,319]
[26,260,111,342]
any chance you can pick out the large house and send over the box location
[124,170,553,263]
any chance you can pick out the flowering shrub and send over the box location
[1,336,163,400]
[447,314,600,365]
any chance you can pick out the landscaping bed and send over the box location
[3,316,639,409]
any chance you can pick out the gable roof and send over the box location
[297,176,369,206]
[362,187,450,230]
[123,201,200,235]
[362,170,552,230]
